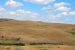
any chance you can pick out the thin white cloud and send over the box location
[55,6,71,12]
[26,0,55,5]
[61,11,75,16]
[42,2,68,10]
[6,0,23,8]
[0,8,40,19]
[69,11,75,16]
[61,12,68,16]
[0,8,6,15]
[65,18,72,21]
[16,9,40,18]
[54,2,68,7]
[41,2,75,23]
[8,11,16,17]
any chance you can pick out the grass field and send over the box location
[0,19,75,50]
[0,45,75,50]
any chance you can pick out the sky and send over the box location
[0,0,75,24]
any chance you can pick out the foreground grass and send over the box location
[0,45,75,50]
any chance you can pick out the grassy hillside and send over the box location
[0,19,75,50]
[0,19,75,45]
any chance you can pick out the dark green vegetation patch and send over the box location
[0,43,25,46]
[69,32,75,35]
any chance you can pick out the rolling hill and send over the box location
[0,19,75,45]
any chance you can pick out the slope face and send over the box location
[0,19,75,45]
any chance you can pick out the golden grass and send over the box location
[0,19,75,50]
[0,45,75,50]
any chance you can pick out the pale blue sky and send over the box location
[0,0,75,24]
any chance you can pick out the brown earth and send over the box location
[0,19,75,50]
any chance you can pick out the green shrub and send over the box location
[0,43,25,46]
[69,32,75,35]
